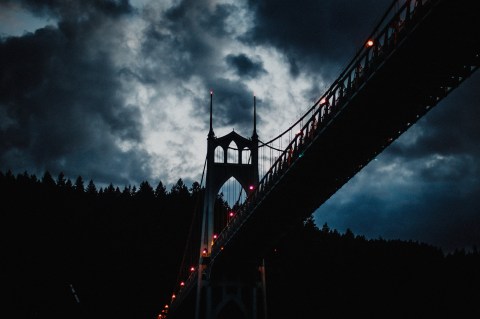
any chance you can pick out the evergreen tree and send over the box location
[42,171,56,188]
[304,215,318,230]
[155,181,167,199]
[321,222,330,234]
[105,183,116,196]
[170,178,189,197]
[74,176,85,193]
[122,185,132,197]
[86,179,97,196]
[190,181,201,195]
[57,172,66,188]
[65,178,73,191]
[137,181,155,199]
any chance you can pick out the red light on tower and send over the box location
[229,211,234,217]
[172,294,176,299]
[366,39,374,47]
[213,234,218,240]
[180,281,185,287]
[249,185,254,191]
[190,266,195,272]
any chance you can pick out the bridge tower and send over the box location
[195,92,266,319]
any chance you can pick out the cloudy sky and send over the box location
[1,0,479,252]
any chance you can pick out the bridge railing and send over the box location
[210,0,433,259]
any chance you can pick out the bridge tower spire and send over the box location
[252,94,258,140]
[209,90,214,139]
[194,91,264,319]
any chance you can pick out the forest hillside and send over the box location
[2,170,479,319]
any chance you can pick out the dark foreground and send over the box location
[2,171,479,319]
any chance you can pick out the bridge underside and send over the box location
[169,1,480,316]
[216,0,480,264]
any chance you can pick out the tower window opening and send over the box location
[215,146,224,163]
[227,141,239,164]
[242,147,251,164]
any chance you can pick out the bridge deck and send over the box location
[213,0,479,263]
[169,0,480,315]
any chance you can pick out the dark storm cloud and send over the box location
[378,72,480,187]
[317,171,480,253]
[142,0,247,73]
[315,178,480,251]
[139,0,270,134]
[1,0,133,19]
[140,1,221,81]
[165,0,242,40]
[226,53,267,79]
[213,79,256,129]
[246,0,392,78]
[0,0,152,186]
[387,74,480,160]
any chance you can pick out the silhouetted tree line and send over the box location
[2,170,479,319]
[265,217,480,318]
[1,170,213,319]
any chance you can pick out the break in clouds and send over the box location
[1,0,479,251]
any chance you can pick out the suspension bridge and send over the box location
[160,0,480,318]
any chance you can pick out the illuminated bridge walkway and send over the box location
[162,0,479,318]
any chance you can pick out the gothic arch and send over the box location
[215,146,225,163]
[217,176,247,208]
[241,147,251,164]
[227,141,239,164]
[215,299,247,319]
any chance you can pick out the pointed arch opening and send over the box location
[218,176,246,209]
[215,177,246,232]
[241,147,251,164]
[227,141,239,164]
[215,146,225,163]
[217,300,245,319]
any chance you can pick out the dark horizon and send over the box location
[3,172,479,319]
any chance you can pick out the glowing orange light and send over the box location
[221,246,224,250]
[172,294,176,299]
[366,39,374,47]
[165,304,169,308]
